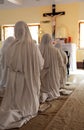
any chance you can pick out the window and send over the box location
[3,26,14,40]
[29,25,40,44]
[2,24,40,45]
[79,22,84,48]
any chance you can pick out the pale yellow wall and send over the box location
[56,3,79,44]
[0,6,43,24]
[0,2,84,61]
[79,2,84,20]
[77,49,84,62]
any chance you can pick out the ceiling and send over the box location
[0,0,83,9]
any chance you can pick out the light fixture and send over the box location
[7,0,23,5]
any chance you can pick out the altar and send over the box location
[61,43,77,71]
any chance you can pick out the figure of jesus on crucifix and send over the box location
[52,16,56,40]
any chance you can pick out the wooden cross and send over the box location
[43,4,65,39]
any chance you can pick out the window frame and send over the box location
[79,21,84,49]
[2,23,40,44]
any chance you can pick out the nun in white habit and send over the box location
[39,33,65,103]
[0,37,14,97]
[0,21,44,129]
[0,48,2,81]
[55,43,68,88]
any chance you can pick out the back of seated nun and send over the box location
[55,42,68,88]
[39,33,64,103]
[0,21,44,130]
[0,36,14,97]
[0,48,2,80]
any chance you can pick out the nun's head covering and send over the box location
[6,21,34,71]
[41,33,52,45]
[39,33,53,56]
[55,43,62,49]
[4,37,14,44]
[14,21,32,43]
[2,36,14,53]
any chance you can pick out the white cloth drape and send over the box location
[0,37,15,98]
[0,37,14,89]
[39,34,64,103]
[0,21,44,129]
[55,43,68,88]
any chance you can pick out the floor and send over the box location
[67,69,84,84]
[19,69,84,130]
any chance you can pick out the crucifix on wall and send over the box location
[43,4,65,40]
